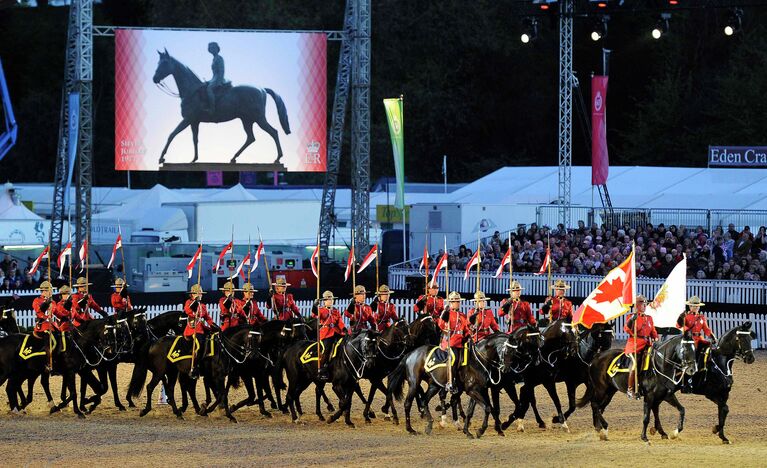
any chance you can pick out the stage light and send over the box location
[591,15,609,42]
[521,18,539,44]
[652,13,670,39]
[724,8,743,36]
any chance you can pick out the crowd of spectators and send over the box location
[409,221,767,282]
[0,253,46,291]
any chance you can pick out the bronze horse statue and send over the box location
[152,49,291,165]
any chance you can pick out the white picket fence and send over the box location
[9,298,766,349]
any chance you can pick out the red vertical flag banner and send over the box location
[591,76,609,185]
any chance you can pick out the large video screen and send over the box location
[115,29,326,172]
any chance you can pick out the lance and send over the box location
[424,229,430,297]
[46,239,53,369]
[444,235,452,389]
[547,232,553,322]
[118,220,127,284]
[191,233,203,372]
[315,232,321,372]
[259,228,274,319]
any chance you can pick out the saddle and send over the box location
[424,344,469,373]
[299,338,344,365]
[166,335,202,363]
[18,333,51,360]
[607,351,651,378]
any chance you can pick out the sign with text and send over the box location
[708,146,767,167]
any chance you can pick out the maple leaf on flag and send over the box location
[593,276,624,304]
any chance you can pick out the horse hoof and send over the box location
[408,430,419,436]
[643,440,651,446]
[599,429,608,441]
[393,418,399,426]
[454,420,462,431]
[383,413,391,421]
[439,415,447,428]
[117,406,126,412]
[649,427,656,435]
[712,425,719,434]
[128,402,137,408]
[368,411,376,419]
[47,400,55,409]
[326,405,335,412]
[176,414,184,420]
[139,409,150,417]
[270,402,278,410]
[425,423,433,435]
[228,417,238,423]
[561,422,570,433]
[661,434,669,440]
[346,422,356,429]
[539,423,548,430]
[516,420,525,432]
[262,412,273,419]
[670,429,679,440]
[722,439,731,445]
[77,413,86,420]
[497,430,506,437]
[49,407,60,415]
[465,432,475,440]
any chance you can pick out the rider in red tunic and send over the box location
[468,291,500,342]
[676,296,715,349]
[312,290,348,381]
[53,285,75,333]
[541,279,573,323]
[241,283,267,326]
[499,280,537,333]
[414,284,445,319]
[269,277,301,321]
[371,284,399,331]
[438,292,471,391]
[218,281,246,331]
[33,281,56,334]
[110,277,132,319]
[345,285,376,333]
[624,295,658,399]
[71,276,107,327]
[183,284,215,379]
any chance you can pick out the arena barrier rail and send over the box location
[10,299,765,349]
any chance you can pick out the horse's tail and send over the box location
[387,356,408,402]
[265,88,291,135]
[576,382,593,409]
[127,356,149,399]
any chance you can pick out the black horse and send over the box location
[408,314,440,348]
[282,330,379,427]
[152,49,291,165]
[0,331,51,412]
[578,333,698,442]
[0,307,19,335]
[676,322,756,444]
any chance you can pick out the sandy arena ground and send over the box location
[0,350,765,467]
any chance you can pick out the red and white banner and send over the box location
[463,250,480,281]
[310,243,320,278]
[357,244,378,274]
[591,75,609,186]
[418,245,429,272]
[78,239,88,272]
[57,242,72,278]
[344,247,355,282]
[114,29,327,172]
[430,252,448,287]
[494,249,511,278]
[107,234,122,269]
[186,245,202,279]
[213,242,233,272]
[230,252,251,280]
[535,248,550,276]
[573,247,635,328]
[250,242,265,273]
[29,246,49,275]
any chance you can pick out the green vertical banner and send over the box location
[383,97,405,210]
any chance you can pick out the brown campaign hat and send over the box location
[272,277,291,287]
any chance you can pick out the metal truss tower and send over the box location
[558,0,573,229]
[51,0,93,256]
[351,0,371,256]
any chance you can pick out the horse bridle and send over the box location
[711,330,754,378]
[343,333,375,380]
[652,338,697,385]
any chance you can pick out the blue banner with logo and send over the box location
[64,92,80,211]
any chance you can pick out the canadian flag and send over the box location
[78,239,88,272]
[357,244,377,274]
[534,248,550,276]
[57,242,72,278]
[430,252,448,287]
[310,243,320,278]
[250,242,265,273]
[212,242,233,272]
[230,252,251,280]
[29,246,49,275]
[463,250,481,281]
[107,234,122,269]
[494,249,511,278]
[344,247,355,282]
[573,246,635,328]
[186,245,202,279]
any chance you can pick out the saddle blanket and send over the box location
[299,338,343,364]
[607,351,651,378]
[167,335,201,363]
[424,343,469,373]
[18,333,52,360]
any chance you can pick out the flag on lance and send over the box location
[29,246,49,275]
[57,242,72,278]
[534,248,550,275]
[463,250,480,280]
[250,242,265,273]
[430,252,448,287]
[310,243,320,279]
[213,242,233,272]
[573,247,636,328]
[344,247,355,282]
[357,244,378,274]
[186,245,202,279]
[418,245,429,272]
[107,234,122,269]
[78,239,88,272]
[229,252,251,280]
[494,248,511,278]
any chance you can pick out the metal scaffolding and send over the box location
[351,0,372,257]
[51,0,92,257]
[557,0,574,229]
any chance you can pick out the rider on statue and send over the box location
[205,42,228,114]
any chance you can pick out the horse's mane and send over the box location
[168,55,203,85]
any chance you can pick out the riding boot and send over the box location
[317,338,332,381]
[627,369,637,400]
